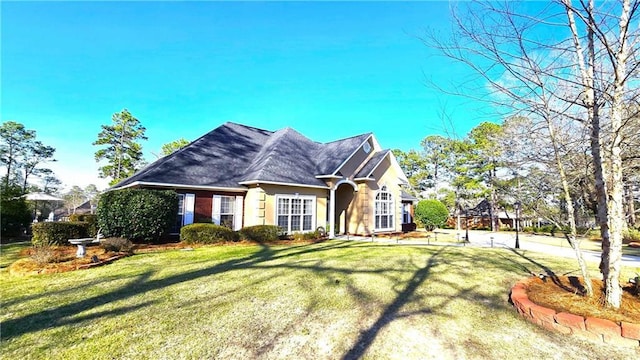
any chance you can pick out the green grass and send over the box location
[0,242,30,269]
[1,241,638,359]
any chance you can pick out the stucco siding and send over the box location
[244,186,267,227]
[258,184,328,231]
[370,157,403,233]
[339,144,370,177]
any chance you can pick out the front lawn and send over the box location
[0,242,30,269]
[1,241,637,359]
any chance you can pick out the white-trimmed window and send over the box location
[213,195,243,230]
[375,186,394,231]
[172,193,195,234]
[220,196,235,228]
[276,195,315,233]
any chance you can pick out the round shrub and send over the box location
[180,223,239,244]
[238,225,281,243]
[414,199,449,231]
[32,221,90,246]
[97,189,179,243]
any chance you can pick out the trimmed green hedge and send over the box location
[238,225,281,243]
[32,222,90,246]
[97,189,179,243]
[69,214,98,236]
[181,223,239,244]
[292,230,323,241]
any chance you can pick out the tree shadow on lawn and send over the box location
[340,247,445,360]
[1,240,357,340]
[2,242,535,359]
[501,248,579,292]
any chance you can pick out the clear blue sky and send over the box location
[2,1,486,191]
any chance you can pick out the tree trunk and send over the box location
[549,118,594,296]
[628,182,637,227]
[599,0,632,309]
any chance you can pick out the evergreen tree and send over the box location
[93,109,147,186]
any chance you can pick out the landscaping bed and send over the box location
[6,238,329,275]
[8,245,130,275]
[526,276,640,324]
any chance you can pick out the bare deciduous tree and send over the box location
[422,0,640,306]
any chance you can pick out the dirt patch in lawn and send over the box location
[526,275,640,324]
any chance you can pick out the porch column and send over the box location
[329,187,336,239]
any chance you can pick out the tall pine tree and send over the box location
[94,109,147,186]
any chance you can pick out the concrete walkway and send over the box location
[335,230,640,268]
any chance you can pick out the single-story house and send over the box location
[112,122,415,238]
[53,200,96,221]
[448,199,532,230]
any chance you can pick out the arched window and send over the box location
[375,185,394,230]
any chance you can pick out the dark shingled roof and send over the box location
[354,150,390,178]
[314,133,372,175]
[240,127,325,187]
[468,199,491,216]
[113,122,371,189]
[400,190,419,202]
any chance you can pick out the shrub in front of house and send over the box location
[238,225,281,243]
[97,189,179,243]
[101,237,134,254]
[414,199,449,231]
[292,230,323,241]
[180,223,239,244]
[31,221,90,246]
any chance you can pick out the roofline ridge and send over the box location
[224,121,275,134]
[323,132,373,145]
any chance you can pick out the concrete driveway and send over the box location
[339,229,640,268]
[455,229,640,268]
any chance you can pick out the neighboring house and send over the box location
[53,200,96,221]
[450,199,532,230]
[111,122,414,238]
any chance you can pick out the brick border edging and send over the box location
[510,278,640,347]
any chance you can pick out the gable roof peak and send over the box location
[323,132,373,145]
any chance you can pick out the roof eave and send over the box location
[360,150,391,179]
[112,181,248,192]
[238,180,330,190]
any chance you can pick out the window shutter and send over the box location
[212,195,221,225]
[184,194,195,225]
[233,196,243,231]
